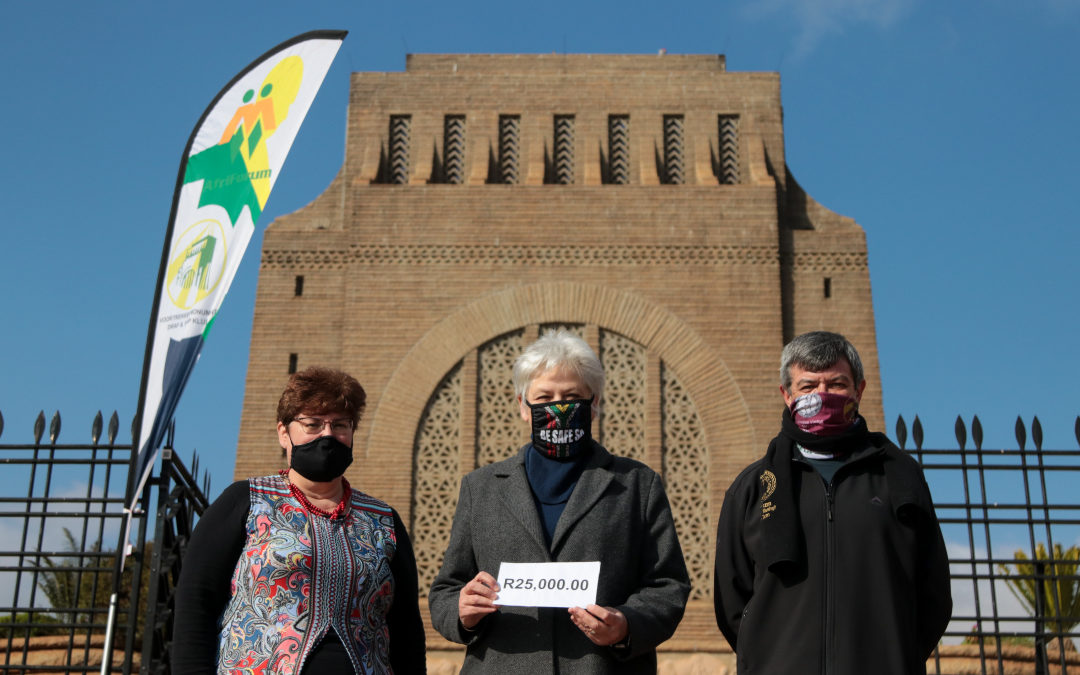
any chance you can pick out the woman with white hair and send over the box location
[429,330,690,674]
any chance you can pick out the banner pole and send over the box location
[101,31,347,671]
[99,93,192,674]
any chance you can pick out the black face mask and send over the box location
[289,434,353,482]
[528,398,593,459]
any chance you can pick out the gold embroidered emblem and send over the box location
[760,470,777,520]
[759,470,776,500]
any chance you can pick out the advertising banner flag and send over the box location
[130,30,346,510]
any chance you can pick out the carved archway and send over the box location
[365,282,757,592]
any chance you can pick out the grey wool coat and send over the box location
[428,443,690,674]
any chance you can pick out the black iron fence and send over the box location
[0,410,1077,673]
[139,446,208,674]
[903,415,1080,675]
[0,411,207,674]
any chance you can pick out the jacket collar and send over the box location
[790,435,886,474]
[494,442,614,555]
[495,448,549,555]
[760,428,928,572]
[551,442,614,552]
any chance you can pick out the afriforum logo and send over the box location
[539,428,585,444]
[165,219,227,310]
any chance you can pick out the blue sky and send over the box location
[1,0,1078,502]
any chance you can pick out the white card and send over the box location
[495,561,601,608]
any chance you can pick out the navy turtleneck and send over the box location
[524,443,591,548]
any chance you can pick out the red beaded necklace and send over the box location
[279,469,351,519]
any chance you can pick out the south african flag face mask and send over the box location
[527,398,593,459]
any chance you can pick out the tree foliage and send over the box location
[998,543,1080,636]
[36,529,115,626]
[35,528,151,642]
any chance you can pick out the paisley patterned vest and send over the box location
[216,475,399,674]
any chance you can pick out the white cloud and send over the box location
[742,0,917,58]
[945,539,1031,644]
[1044,0,1080,13]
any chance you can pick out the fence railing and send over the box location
[0,410,1077,673]
[900,415,1080,675]
[0,411,207,674]
[139,447,208,675]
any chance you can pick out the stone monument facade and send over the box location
[235,54,881,670]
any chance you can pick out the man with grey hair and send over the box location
[714,331,951,674]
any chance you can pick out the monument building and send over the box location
[235,53,881,669]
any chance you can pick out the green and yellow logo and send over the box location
[166,219,227,309]
[183,55,305,226]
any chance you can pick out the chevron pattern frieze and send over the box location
[664,115,685,185]
[719,114,739,185]
[390,115,411,185]
[554,115,575,184]
[608,115,630,185]
[498,115,520,184]
[443,115,465,184]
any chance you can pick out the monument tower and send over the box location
[236,53,881,668]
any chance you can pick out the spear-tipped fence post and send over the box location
[1034,560,1048,675]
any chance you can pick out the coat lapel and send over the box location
[496,447,550,556]
[550,444,614,553]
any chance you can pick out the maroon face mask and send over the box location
[789,391,859,436]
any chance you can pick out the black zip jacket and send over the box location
[714,430,951,675]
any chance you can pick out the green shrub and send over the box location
[0,612,65,638]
